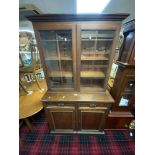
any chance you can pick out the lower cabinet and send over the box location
[105,111,134,129]
[44,102,111,133]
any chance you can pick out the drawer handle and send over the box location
[89,103,96,107]
[58,103,64,107]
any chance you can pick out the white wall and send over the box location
[103,0,135,23]
[19,0,77,31]
[19,0,77,14]
[19,0,135,30]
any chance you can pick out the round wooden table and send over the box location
[19,80,47,131]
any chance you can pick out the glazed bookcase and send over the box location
[28,14,128,133]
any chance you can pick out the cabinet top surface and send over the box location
[41,90,114,103]
[27,14,129,22]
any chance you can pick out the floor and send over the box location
[19,110,135,155]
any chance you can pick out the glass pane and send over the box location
[39,30,73,89]
[80,30,114,90]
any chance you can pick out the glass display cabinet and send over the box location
[105,19,135,129]
[106,61,135,129]
[110,62,135,111]
[28,14,128,133]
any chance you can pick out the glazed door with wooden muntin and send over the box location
[77,22,120,92]
[34,23,77,91]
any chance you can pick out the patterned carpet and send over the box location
[19,110,135,155]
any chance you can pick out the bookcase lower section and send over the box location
[42,91,114,133]
[43,103,111,133]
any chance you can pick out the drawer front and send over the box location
[79,102,111,109]
[43,102,75,107]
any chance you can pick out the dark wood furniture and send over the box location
[118,19,135,65]
[28,14,128,133]
[106,62,135,129]
[42,91,114,133]
[106,19,135,129]
[110,62,135,111]
[106,111,134,129]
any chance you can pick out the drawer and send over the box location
[79,103,111,109]
[43,102,75,107]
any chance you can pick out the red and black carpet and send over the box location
[19,110,135,155]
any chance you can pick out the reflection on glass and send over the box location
[119,94,132,106]
[39,30,73,88]
[80,30,114,90]
[119,97,129,106]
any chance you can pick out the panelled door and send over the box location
[78,103,109,132]
[46,103,76,132]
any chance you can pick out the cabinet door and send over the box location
[78,106,108,132]
[34,24,76,91]
[77,23,120,92]
[115,75,135,111]
[46,104,76,132]
[118,77,135,110]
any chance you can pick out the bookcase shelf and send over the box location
[45,55,72,61]
[81,55,109,61]
[81,71,105,78]
[49,71,73,77]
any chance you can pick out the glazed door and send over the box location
[117,76,135,111]
[77,22,120,92]
[34,23,76,91]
